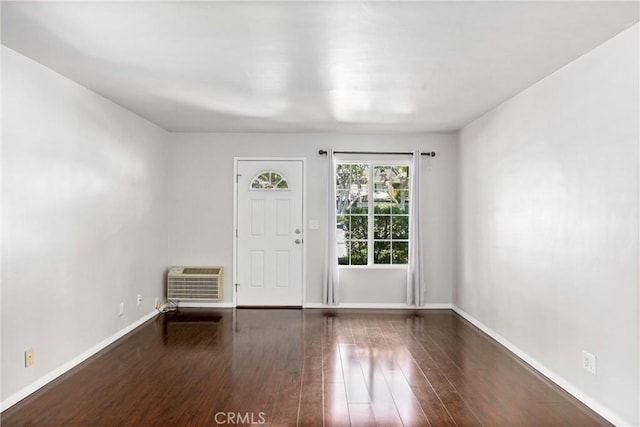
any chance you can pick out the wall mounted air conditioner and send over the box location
[167,266,223,302]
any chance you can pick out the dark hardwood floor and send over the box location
[2,309,611,426]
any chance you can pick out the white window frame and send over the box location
[336,158,411,269]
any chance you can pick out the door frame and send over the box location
[233,157,307,307]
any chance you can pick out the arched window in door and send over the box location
[250,171,289,190]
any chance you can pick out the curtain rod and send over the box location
[318,150,436,157]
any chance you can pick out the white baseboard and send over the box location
[0,309,159,412]
[303,302,453,309]
[451,305,631,427]
[174,302,235,308]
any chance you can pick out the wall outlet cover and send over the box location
[25,348,34,368]
[582,350,596,375]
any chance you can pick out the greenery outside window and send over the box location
[336,162,410,266]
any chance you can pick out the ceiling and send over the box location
[2,1,638,133]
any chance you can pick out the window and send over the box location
[250,171,288,190]
[336,162,410,266]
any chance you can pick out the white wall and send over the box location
[1,47,169,403]
[457,24,639,425]
[168,133,456,305]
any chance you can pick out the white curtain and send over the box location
[407,150,423,306]
[323,149,340,305]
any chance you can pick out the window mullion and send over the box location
[368,163,374,266]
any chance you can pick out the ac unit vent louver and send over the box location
[167,266,223,301]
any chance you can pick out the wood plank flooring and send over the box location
[2,309,611,426]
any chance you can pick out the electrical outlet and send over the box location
[25,348,34,367]
[155,297,161,310]
[119,302,124,316]
[137,294,142,305]
[582,350,596,375]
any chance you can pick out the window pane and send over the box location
[396,189,409,213]
[250,171,289,190]
[374,241,391,264]
[336,164,369,215]
[374,216,390,239]
[391,204,408,214]
[346,205,368,214]
[373,201,392,214]
[391,216,409,239]
[373,165,409,211]
[349,241,368,265]
[350,215,368,240]
[392,242,409,264]
[343,216,352,240]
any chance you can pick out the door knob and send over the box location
[295,239,302,244]
[295,228,301,234]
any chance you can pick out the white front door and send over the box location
[235,160,304,306]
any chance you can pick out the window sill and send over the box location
[338,265,408,270]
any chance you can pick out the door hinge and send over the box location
[236,173,242,183]
[235,283,240,291]
[235,229,238,238]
